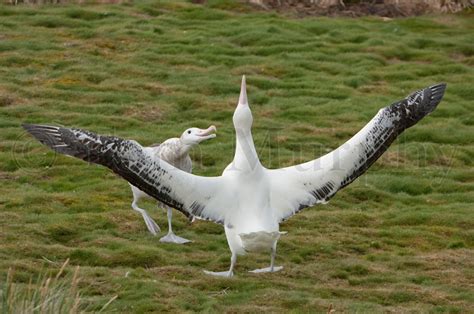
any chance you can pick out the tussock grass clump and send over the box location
[1,259,116,313]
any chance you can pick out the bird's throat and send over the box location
[232,128,261,172]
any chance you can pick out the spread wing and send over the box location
[268,83,446,222]
[22,124,229,224]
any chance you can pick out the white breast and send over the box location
[239,231,282,253]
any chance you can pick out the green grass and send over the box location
[1,258,116,312]
[0,0,473,312]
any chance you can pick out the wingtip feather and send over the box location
[22,123,63,150]
[22,123,35,131]
[424,83,446,115]
[22,123,59,132]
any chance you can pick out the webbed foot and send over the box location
[203,270,234,278]
[249,266,283,273]
[159,232,191,244]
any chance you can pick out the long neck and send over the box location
[233,127,261,172]
[177,141,193,157]
[162,139,192,160]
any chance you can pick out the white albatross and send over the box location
[23,76,446,277]
[130,126,216,243]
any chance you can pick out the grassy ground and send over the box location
[0,0,473,312]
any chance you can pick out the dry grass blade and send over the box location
[99,295,118,313]
[55,258,70,280]
[0,260,101,313]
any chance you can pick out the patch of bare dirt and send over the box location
[247,0,473,17]
[124,104,165,122]
[0,88,27,107]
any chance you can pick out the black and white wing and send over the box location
[267,83,446,222]
[22,125,230,224]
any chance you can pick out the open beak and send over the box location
[197,125,217,142]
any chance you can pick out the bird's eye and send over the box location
[187,130,191,134]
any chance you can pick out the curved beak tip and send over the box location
[198,125,217,138]
[238,75,248,106]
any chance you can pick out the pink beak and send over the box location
[238,75,248,107]
[198,125,217,137]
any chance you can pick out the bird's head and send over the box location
[233,75,253,132]
[180,125,217,146]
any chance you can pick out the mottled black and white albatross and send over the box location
[130,125,216,243]
[23,76,446,277]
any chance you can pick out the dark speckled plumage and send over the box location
[23,79,446,277]
[22,124,194,220]
[271,83,446,222]
[23,83,446,227]
[339,83,446,189]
